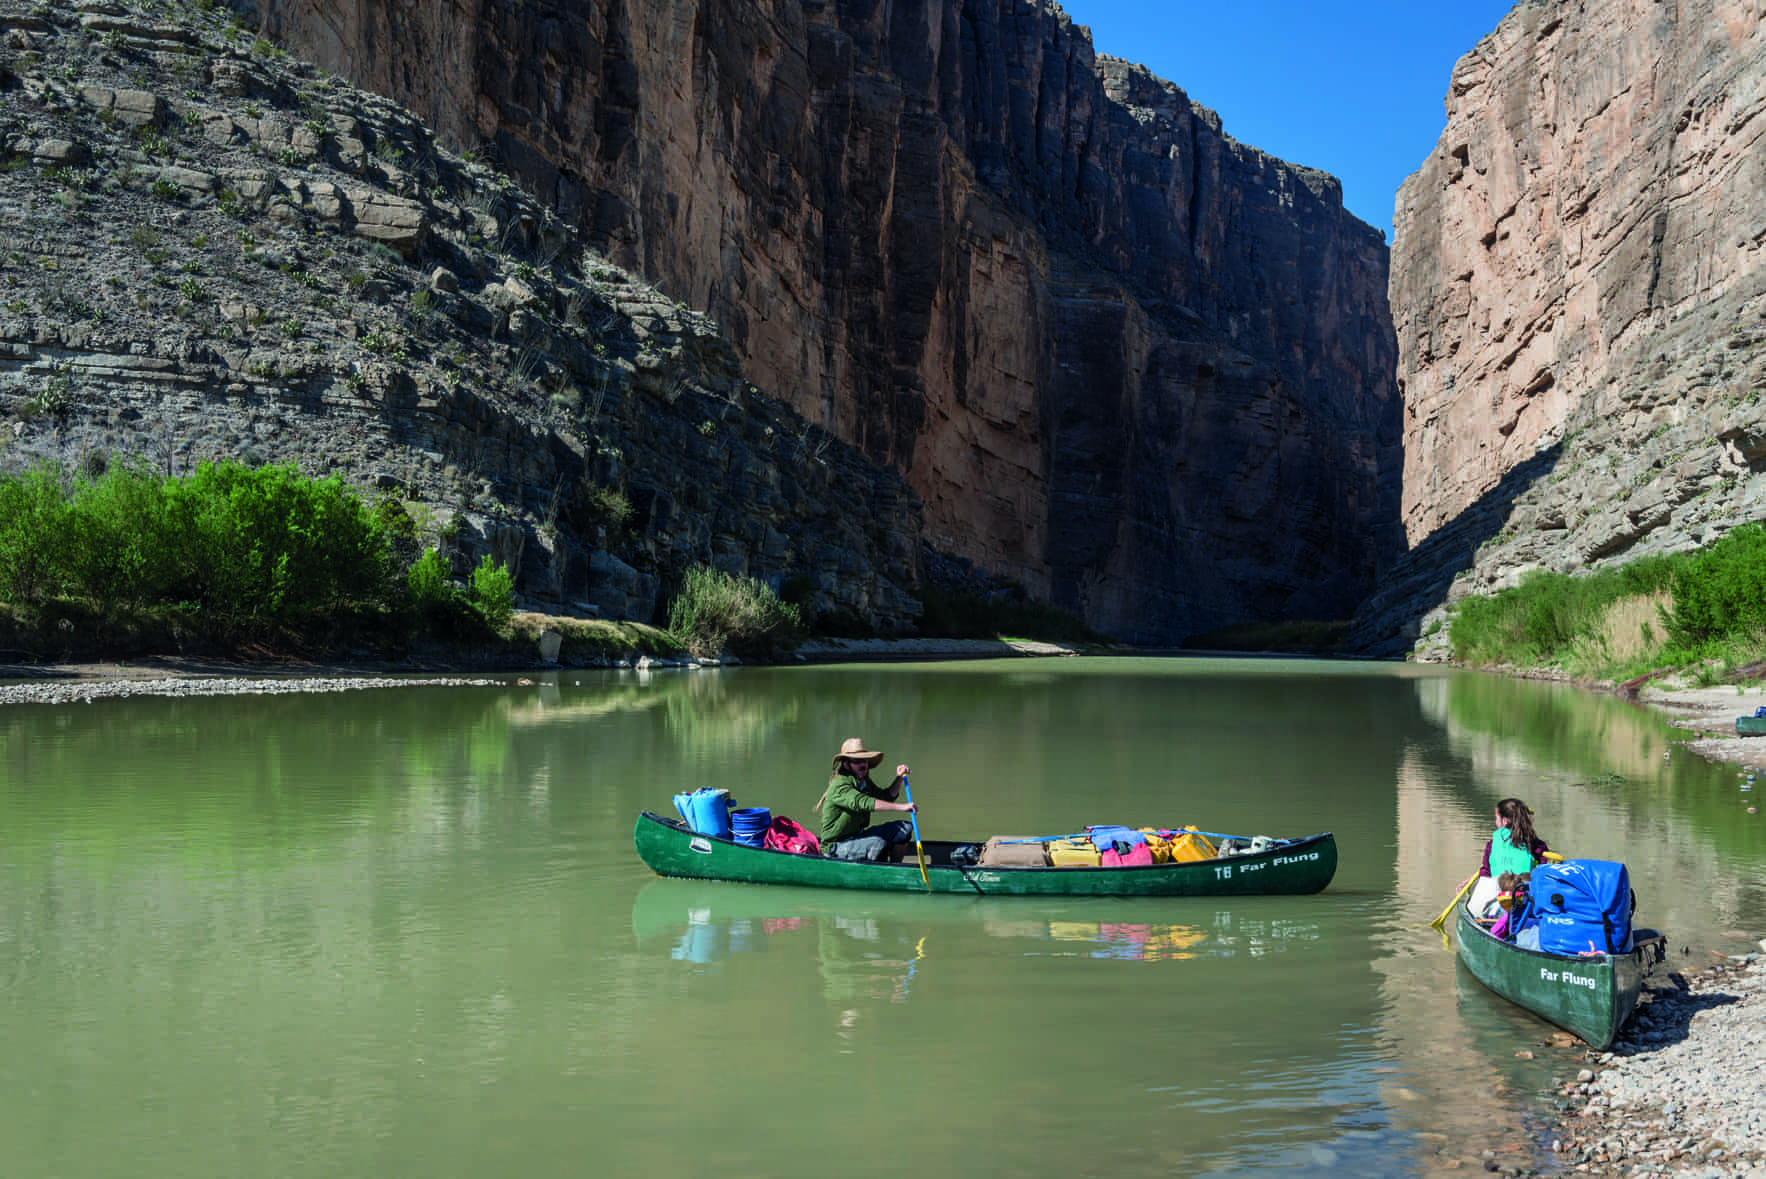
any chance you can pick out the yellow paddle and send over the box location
[902,774,929,890]
[1429,851,1563,935]
[1429,873,1477,930]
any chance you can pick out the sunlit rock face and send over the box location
[1392,0,1766,547]
[249,0,1401,640]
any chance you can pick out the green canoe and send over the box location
[1736,715,1766,735]
[632,812,1337,897]
[1453,902,1663,1049]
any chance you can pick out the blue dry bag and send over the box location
[1517,859,1633,955]
[672,788,733,839]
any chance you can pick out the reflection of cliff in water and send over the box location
[500,670,806,765]
[1415,673,1765,935]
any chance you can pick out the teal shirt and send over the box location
[1488,827,1535,877]
[818,772,899,845]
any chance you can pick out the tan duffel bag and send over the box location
[977,836,1050,867]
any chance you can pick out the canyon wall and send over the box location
[243,0,1401,640]
[1362,0,1766,654]
[2,6,923,637]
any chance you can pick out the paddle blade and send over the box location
[902,774,929,890]
[1427,873,1477,929]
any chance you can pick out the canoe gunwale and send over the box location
[632,811,1337,897]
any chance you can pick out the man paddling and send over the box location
[818,737,915,861]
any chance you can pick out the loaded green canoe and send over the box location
[632,812,1337,897]
[1736,715,1766,735]
[1454,902,1663,1049]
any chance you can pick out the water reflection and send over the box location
[4,658,1765,1179]
[632,879,1325,968]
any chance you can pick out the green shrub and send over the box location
[164,460,393,624]
[406,547,454,614]
[1665,522,1766,649]
[667,565,803,657]
[467,554,515,628]
[0,463,75,602]
[373,497,421,567]
[0,459,400,635]
[62,461,184,610]
[578,483,632,535]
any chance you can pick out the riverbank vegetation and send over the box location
[667,565,804,658]
[0,458,520,658]
[1448,523,1766,683]
[0,461,1105,665]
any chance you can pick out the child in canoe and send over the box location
[1468,798,1551,918]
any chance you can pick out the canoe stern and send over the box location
[1454,904,1648,1049]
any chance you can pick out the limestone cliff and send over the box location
[1,3,922,635]
[1362,0,1766,656]
[244,0,1402,641]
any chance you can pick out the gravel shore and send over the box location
[1638,680,1766,776]
[0,636,1086,705]
[1540,953,1766,1177]
[0,673,510,706]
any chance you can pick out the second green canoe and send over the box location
[1454,902,1663,1049]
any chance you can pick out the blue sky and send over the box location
[1063,0,1518,238]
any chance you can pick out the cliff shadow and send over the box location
[1346,442,1565,658]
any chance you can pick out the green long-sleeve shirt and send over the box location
[818,771,900,845]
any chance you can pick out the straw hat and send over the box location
[832,737,884,770]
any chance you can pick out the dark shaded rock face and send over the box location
[250,0,1402,640]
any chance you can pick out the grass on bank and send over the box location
[667,565,804,658]
[1448,522,1766,683]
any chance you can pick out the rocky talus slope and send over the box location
[0,0,923,631]
[1358,0,1766,657]
[244,0,1402,643]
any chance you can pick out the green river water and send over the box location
[2,656,1762,1177]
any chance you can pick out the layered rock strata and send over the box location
[244,0,1402,641]
[0,5,921,632]
[1366,0,1766,654]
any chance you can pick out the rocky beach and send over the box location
[0,635,1085,705]
[1541,953,1766,1178]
